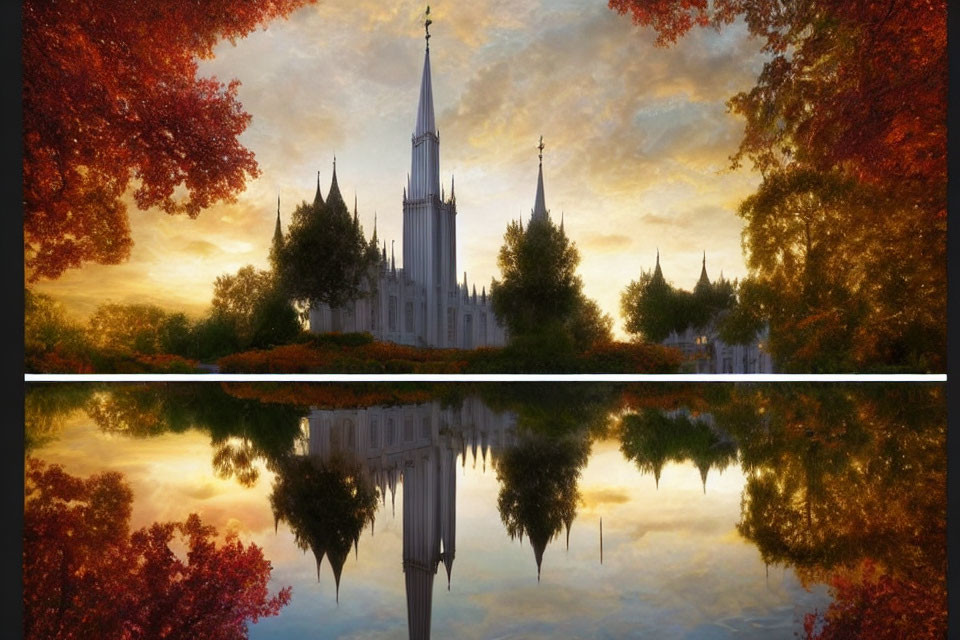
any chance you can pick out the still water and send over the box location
[23,384,946,639]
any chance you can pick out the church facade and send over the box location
[305,28,507,349]
[660,256,775,373]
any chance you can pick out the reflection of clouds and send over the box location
[29,414,275,536]
[32,0,765,333]
[28,415,831,638]
[580,487,630,508]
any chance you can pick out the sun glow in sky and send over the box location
[34,0,767,337]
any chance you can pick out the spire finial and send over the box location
[277,194,280,217]
[424,5,432,49]
[538,135,544,165]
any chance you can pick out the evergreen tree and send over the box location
[491,216,584,349]
[276,170,379,310]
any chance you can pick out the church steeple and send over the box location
[416,8,436,137]
[327,156,344,211]
[653,249,664,282]
[270,195,284,267]
[273,195,283,244]
[408,7,440,201]
[697,252,710,288]
[531,136,548,222]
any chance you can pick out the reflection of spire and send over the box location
[599,517,603,565]
[533,535,546,583]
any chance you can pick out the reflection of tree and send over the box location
[496,431,590,579]
[619,409,736,490]
[802,559,946,640]
[269,454,378,600]
[481,382,620,438]
[23,458,290,640]
[722,385,946,638]
[82,384,307,487]
[24,383,96,451]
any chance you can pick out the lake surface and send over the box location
[23,383,946,639]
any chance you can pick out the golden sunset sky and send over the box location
[34,0,767,337]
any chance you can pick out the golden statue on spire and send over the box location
[538,135,545,164]
[425,6,432,47]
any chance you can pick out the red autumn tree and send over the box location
[23,458,291,640]
[23,0,316,280]
[803,560,946,640]
[608,0,946,371]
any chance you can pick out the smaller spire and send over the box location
[697,252,710,288]
[391,240,396,275]
[450,174,455,201]
[531,136,548,221]
[327,156,344,210]
[313,170,324,208]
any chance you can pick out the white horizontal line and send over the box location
[24,373,947,383]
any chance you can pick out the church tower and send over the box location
[403,7,457,346]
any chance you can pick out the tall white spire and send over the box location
[531,135,548,221]
[408,7,440,200]
[415,47,436,137]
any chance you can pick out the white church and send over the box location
[302,18,513,349]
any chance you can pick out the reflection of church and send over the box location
[305,18,508,348]
[297,398,517,639]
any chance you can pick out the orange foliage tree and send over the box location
[23,458,291,640]
[23,0,315,280]
[608,0,946,371]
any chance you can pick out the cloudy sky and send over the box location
[35,0,767,337]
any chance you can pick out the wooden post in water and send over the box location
[600,517,603,565]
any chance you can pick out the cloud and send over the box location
[31,0,767,329]
[580,233,633,253]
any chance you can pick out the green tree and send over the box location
[620,262,682,342]
[567,294,614,350]
[212,265,300,350]
[88,303,168,354]
[249,286,303,349]
[25,289,91,363]
[491,216,584,351]
[158,312,194,357]
[276,174,378,311]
